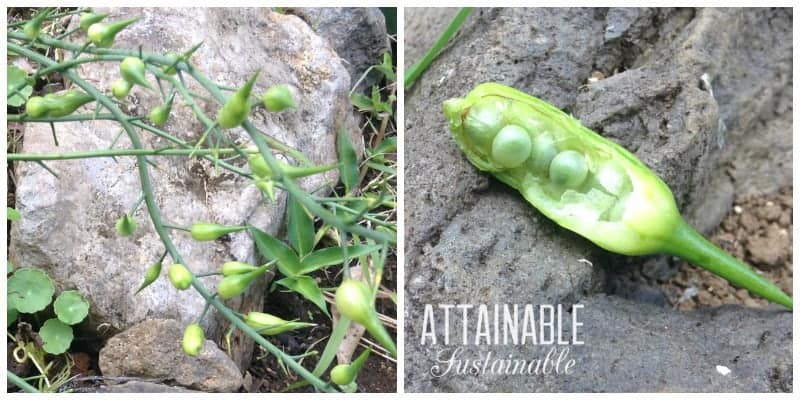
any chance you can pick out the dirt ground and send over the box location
[661,187,793,310]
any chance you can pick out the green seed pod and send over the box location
[87,17,140,48]
[189,222,247,241]
[115,214,137,237]
[330,348,371,386]
[168,264,192,290]
[254,178,276,202]
[262,84,296,112]
[148,93,175,126]
[24,96,49,118]
[244,311,315,336]
[25,90,95,118]
[135,261,162,295]
[79,12,108,31]
[549,150,588,188]
[120,57,152,89]
[111,79,133,100]
[182,323,204,356]
[445,82,793,309]
[217,70,259,129]
[491,124,531,169]
[216,265,268,300]
[334,280,397,357]
[247,154,339,179]
[221,261,259,276]
[163,52,180,75]
[23,9,51,40]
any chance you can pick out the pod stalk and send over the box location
[664,220,792,309]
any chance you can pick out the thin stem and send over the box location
[404,7,472,89]
[9,147,251,161]
[664,220,792,309]
[7,370,39,393]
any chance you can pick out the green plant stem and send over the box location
[186,68,396,244]
[8,41,336,393]
[7,32,306,162]
[8,113,119,122]
[404,7,472,89]
[7,370,39,393]
[8,8,87,28]
[664,220,792,309]
[8,147,252,161]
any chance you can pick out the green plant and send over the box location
[7,65,33,107]
[404,8,472,89]
[335,279,396,357]
[24,90,95,118]
[217,70,259,129]
[244,311,315,335]
[6,206,91,391]
[262,84,296,112]
[330,348,370,387]
[182,323,205,356]
[445,82,793,309]
[8,8,397,392]
[87,17,140,47]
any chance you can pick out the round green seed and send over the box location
[529,133,558,173]
[463,98,507,151]
[549,150,588,188]
[491,125,532,168]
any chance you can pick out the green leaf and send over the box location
[7,207,21,221]
[39,318,73,355]
[350,92,373,112]
[54,290,90,325]
[298,245,382,275]
[374,52,396,82]
[8,302,18,327]
[250,227,303,276]
[337,129,359,193]
[7,66,33,107]
[287,195,315,257]
[7,268,55,313]
[275,276,329,317]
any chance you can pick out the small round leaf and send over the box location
[40,318,73,354]
[54,290,90,325]
[7,66,33,107]
[7,268,55,313]
[8,301,18,327]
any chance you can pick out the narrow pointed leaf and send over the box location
[298,245,382,275]
[288,195,315,257]
[337,128,359,193]
[250,227,303,276]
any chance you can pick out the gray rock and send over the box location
[288,8,390,92]
[8,7,357,370]
[94,381,200,393]
[406,295,792,392]
[99,319,242,392]
[404,7,792,392]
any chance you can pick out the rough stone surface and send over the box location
[93,381,200,393]
[405,295,792,392]
[8,7,358,370]
[99,319,242,392]
[288,7,390,92]
[405,7,791,392]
